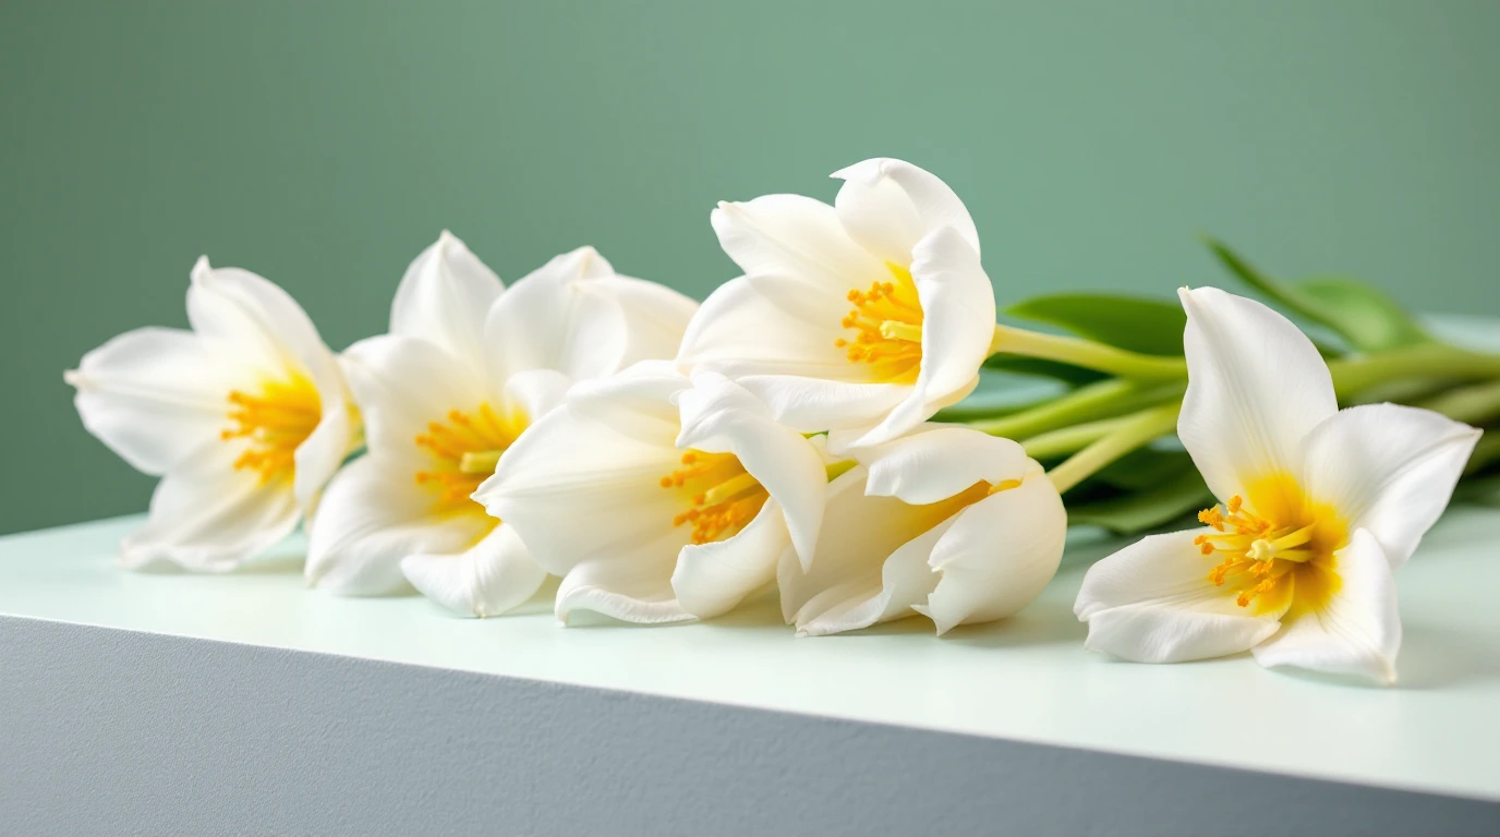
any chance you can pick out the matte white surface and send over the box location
[2,506,1498,802]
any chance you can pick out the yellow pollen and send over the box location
[221,374,321,483]
[836,262,924,383]
[413,402,527,507]
[661,450,769,545]
[1196,479,1349,614]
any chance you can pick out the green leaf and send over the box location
[1068,469,1214,535]
[1005,293,1186,356]
[1091,447,1196,491]
[1202,236,1432,352]
[981,355,1108,385]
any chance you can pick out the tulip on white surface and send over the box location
[305,233,697,617]
[781,424,1067,636]
[66,257,357,570]
[474,366,831,624]
[1074,287,1481,683]
[677,157,996,451]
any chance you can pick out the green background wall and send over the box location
[3,1,1497,534]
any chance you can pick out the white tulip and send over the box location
[66,257,356,570]
[781,424,1067,636]
[474,366,831,624]
[304,232,697,617]
[677,157,996,451]
[1075,287,1481,683]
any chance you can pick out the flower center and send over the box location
[414,403,527,507]
[660,451,769,545]
[221,374,322,483]
[834,262,924,383]
[1195,476,1347,612]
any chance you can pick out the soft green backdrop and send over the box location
[3,1,1497,534]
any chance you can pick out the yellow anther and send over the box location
[411,402,527,508]
[221,374,322,483]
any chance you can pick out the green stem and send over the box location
[1046,402,1182,495]
[1415,378,1500,426]
[1020,416,1133,460]
[989,324,1187,381]
[1329,344,1500,398]
[965,378,1183,440]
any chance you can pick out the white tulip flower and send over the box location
[677,157,996,452]
[779,424,1067,636]
[474,366,831,624]
[305,232,696,617]
[66,257,357,570]
[1075,287,1481,683]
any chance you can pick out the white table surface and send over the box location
[2,505,1498,803]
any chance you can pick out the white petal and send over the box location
[676,371,829,565]
[849,228,995,448]
[120,440,300,572]
[832,158,981,262]
[66,327,236,475]
[1300,403,1481,569]
[560,362,688,443]
[585,274,698,369]
[918,467,1066,634]
[676,273,861,380]
[1176,287,1338,500]
[733,374,907,435]
[1252,529,1401,683]
[1074,528,1288,663]
[855,423,1029,506]
[482,247,685,385]
[187,257,342,394]
[292,395,354,510]
[710,194,887,289]
[304,455,486,595]
[671,498,789,619]
[555,545,694,625]
[389,231,504,369]
[501,367,574,423]
[778,468,954,635]
[340,334,488,461]
[401,522,549,618]
[477,387,685,578]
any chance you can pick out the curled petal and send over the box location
[1176,287,1337,500]
[389,230,504,370]
[677,371,829,566]
[1251,529,1401,683]
[855,423,1029,506]
[845,227,994,448]
[1075,528,1289,663]
[1301,403,1480,570]
[672,498,789,619]
[555,545,694,625]
[832,157,981,262]
[401,522,550,619]
[919,465,1066,634]
[676,273,858,380]
[779,468,954,635]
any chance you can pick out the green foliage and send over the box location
[1005,293,1186,356]
[1067,468,1213,535]
[980,355,1108,384]
[1202,236,1432,352]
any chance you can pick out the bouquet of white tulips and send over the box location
[67,158,1497,684]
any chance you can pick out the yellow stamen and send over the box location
[221,374,322,483]
[1196,476,1350,614]
[413,402,527,507]
[660,450,770,545]
[835,263,924,383]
